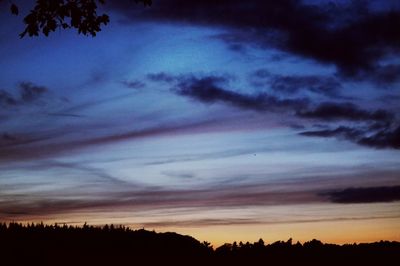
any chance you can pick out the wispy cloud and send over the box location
[0,90,17,107]
[297,102,393,122]
[0,183,319,220]
[0,116,228,162]
[0,81,48,109]
[249,70,347,99]
[147,72,178,83]
[19,82,47,102]
[141,215,400,228]
[121,80,146,89]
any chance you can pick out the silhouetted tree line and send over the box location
[1,222,399,266]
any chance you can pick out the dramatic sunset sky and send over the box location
[0,0,399,246]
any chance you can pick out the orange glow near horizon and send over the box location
[178,217,400,247]
[5,202,400,247]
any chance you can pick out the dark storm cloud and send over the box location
[322,186,400,203]
[300,125,400,149]
[149,71,398,149]
[358,125,400,149]
[300,126,363,139]
[292,95,398,149]
[297,102,394,122]
[168,73,395,125]
[147,72,308,111]
[250,70,345,98]
[110,0,400,80]
[351,64,400,86]
[147,71,399,149]
[174,75,309,112]
[208,31,275,54]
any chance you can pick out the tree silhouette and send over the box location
[5,0,152,38]
[1,222,400,266]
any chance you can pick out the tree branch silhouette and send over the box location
[6,0,152,38]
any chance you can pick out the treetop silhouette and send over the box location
[1,222,400,266]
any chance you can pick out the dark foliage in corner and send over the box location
[7,0,152,37]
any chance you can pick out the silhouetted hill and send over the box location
[1,223,399,266]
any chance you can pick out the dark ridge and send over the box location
[0,223,399,266]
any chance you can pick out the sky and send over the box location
[0,0,399,246]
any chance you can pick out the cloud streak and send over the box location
[2,174,400,221]
[300,125,400,149]
[141,215,400,228]
[0,181,324,220]
[297,102,394,122]
[122,80,146,89]
[0,117,230,162]
[19,82,47,102]
[322,186,400,204]
[0,82,48,109]
[174,75,309,112]
[249,70,347,99]
[0,90,17,107]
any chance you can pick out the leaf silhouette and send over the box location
[10,4,19,15]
